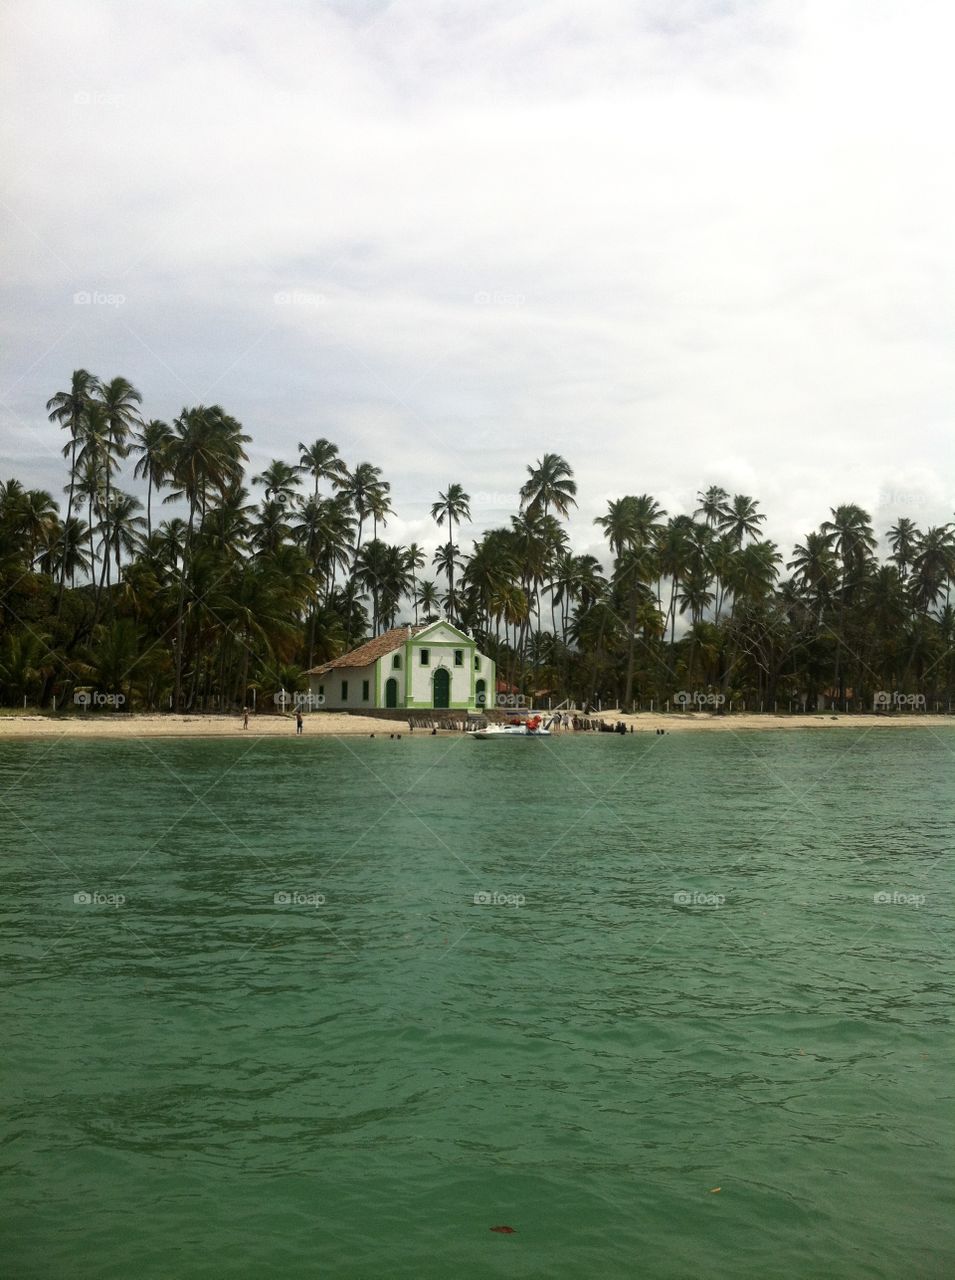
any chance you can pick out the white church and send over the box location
[306,621,495,712]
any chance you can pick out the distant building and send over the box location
[306,621,495,711]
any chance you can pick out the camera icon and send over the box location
[273,691,291,707]
[674,691,690,707]
[73,891,92,904]
[673,891,692,905]
[274,891,291,905]
[74,690,91,706]
[473,891,492,905]
[873,691,890,707]
[873,891,891,904]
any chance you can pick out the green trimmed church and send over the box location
[306,621,495,711]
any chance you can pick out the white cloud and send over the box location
[2,0,953,564]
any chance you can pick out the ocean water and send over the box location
[1,728,953,1279]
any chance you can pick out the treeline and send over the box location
[1,369,954,712]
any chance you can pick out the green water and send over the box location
[1,730,952,1279]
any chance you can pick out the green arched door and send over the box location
[385,677,398,708]
[433,667,450,709]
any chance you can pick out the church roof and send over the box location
[306,626,428,676]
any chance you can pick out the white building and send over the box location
[306,621,495,711]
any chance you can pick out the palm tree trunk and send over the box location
[173,500,195,711]
[624,584,637,708]
[56,433,79,617]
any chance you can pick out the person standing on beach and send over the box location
[242,706,249,729]
[295,708,304,736]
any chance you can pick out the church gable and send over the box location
[414,621,473,647]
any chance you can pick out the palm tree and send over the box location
[695,485,729,529]
[18,489,60,567]
[431,484,471,615]
[297,438,348,498]
[39,516,91,587]
[718,494,766,547]
[368,482,393,543]
[100,490,146,580]
[252,459,300,505]
[131,419,173,537]
[887,516,921,582]
[415,578,441,622]
[340,462,385,556]
[656,515,695,644]
[909,526,955,615]
[432,542,465,620]
[166,405,250,708]
[94,376,143,600]
[404,542,426,623]
[596,494,665,704]
[46,368,96,605]
[520,453,577,519]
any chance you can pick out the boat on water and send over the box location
[471,713,553,739]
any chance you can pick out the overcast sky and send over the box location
[2,0,953,566]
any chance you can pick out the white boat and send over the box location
[471,714,552,739]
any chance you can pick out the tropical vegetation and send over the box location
[2,370,954,713]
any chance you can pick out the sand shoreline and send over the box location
[1,710,953,738]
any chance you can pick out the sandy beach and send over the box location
[1,710,953,738]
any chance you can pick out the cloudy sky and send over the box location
[2,0,953,565]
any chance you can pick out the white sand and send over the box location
[0,710,952,737]
[0,711,405,737]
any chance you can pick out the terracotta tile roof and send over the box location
[306,625,428,676]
